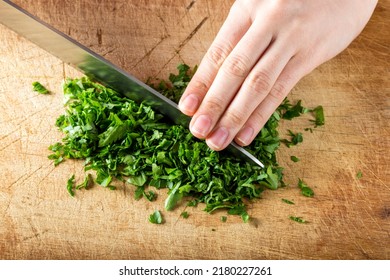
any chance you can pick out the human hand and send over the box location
[178,0,378,151]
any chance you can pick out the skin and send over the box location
[178,0,378,151]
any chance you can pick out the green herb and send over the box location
[220,216,227,222]
[281,130,303,147]
[310,106,325,127]
[149,210,163,224]
[289,216,308,223]
[290,156,300,162]
[181,211,189,219]
[282,198,295,205]
[66,174,75,197]
[281,100,309,120]
[228,205,250,223]
[47,64,324,222]
[75,174,92,190]
[298,178,314,197]
[356,170,363,179]
[32,81,50,94]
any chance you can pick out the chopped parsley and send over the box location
[66,174,76,197]
[282,130,303,147]
[282,198,295,205]
[298,178,314,197]
[149,210,163,224]
[356,171,363,179]
[46,64,324,222]
[289,216,308,223]
[290,156,300,162]
[310,106,325,127]
[181,211,189,219]
[32,81,50,94]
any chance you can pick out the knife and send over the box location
[0,0,264,168]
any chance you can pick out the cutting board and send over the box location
[0,0,389,260]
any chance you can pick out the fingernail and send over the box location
[236,126,254,146]
[179,94,199,115]
[207,127,229,150]
[191,115,212,138]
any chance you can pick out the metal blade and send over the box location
[0,0,264,168]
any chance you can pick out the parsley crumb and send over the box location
[221,216,227,222]
[181,211,189,219]
[282,198,295,205]
[66,174,75,197]
[149,210,163,224]
[298,178,314,197]
[310,106,325,127]
[32,81,50,94]
[289,216,308,223]
[290,156,300,162]
[356,171,363,179]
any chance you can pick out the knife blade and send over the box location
[0,0,264,168]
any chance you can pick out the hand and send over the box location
[178,0,378,151]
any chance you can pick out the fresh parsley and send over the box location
[290,156,300,162]
[32,81,50,94]
[282,198,295,205]
[149,210,163,224]
[298,178,314,197]
[289,216,308,223]
[181,211,189,219]
[310,106,325,127]
[47,64,324,222]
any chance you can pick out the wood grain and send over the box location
[0,0,389,259]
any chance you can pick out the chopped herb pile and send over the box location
[47,64,324,222]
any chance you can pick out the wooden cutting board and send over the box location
[0,0,389,259]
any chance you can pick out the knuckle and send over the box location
[269,82,288,102]
[253,110,268,126]
[222,54,250,78]
[206,43,231,68]
[225,110,244,127]
[204,96,226,114]
[191,78,209,93]
[245,70,272,93]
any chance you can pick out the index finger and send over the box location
[178,3,252,116]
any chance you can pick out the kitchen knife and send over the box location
[0,0,264,168]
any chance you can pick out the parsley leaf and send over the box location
[289,216,308,223]
[32,81,49,94]
[66,174,75,197]
[149,210,163,224]
[181,211,189,219]
[47,64,324,222]
[310,106,325,127]
[298,178,314,197]
[281,130,303,147]
[281,100,309,120]
[290,156,300,162]
[356,171,363,179]
[282,198,295,205]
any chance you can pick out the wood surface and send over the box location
[0,0,389,260]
